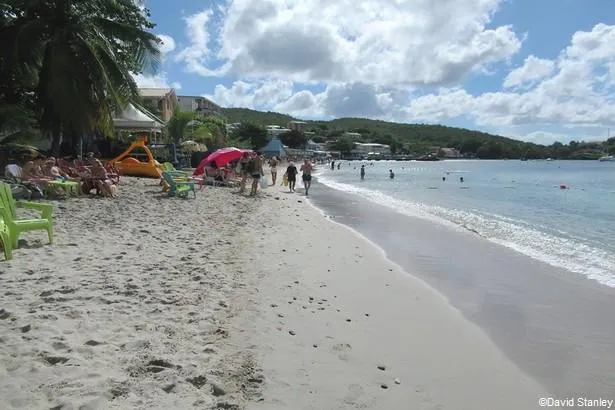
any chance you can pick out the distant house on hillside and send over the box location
[176,95,221,117]
[438,147,463,158]
[305,139,325,151]
[288,120,308,133]
[343,132,362,139]
[352,143,391,156]
[266,125,291,138]
[139,88,177,122]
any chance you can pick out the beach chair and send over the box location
[0,205,12,260]
[162,162,191,178]
[161,172,196,198]
[0,182,54,247]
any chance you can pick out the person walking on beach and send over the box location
[360,165,365,180]
[300,158,313,196]
[286,162,298,192]
[389,169,395,179]
[337,162,341,170]
[269,156,279,186]
[331,160,335,170]
[250,152,264,196]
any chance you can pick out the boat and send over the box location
[598,155,615,162]
[109,136,163,178]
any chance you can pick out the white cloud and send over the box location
[174,10,218,76]
[178,0,522,86]
[157,34,176,55]
[133,72,181,90]
[503,55,555,88]
[206,80,293,108]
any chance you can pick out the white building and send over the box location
[266,125,291,138]
[343,132,362,139]
[176,95,221,117]
[288,120,308,133]
[352,142,391,156]
[226,122,241,134]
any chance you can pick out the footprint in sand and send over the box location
[343,383,365,406]
[331,343,352,361]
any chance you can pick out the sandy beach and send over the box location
[0,174,552,409]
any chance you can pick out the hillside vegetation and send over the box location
[220,108,615,159]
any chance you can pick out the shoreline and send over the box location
[304,175,615,401]
[236,181,549,409]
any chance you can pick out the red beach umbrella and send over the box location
[193,147,250,176]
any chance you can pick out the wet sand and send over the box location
[308,179,615,402]
[238,181,549,410]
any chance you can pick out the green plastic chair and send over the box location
[0,182,54,247]
[161,172,196,198]
[0,205,12,260]
[162,162,190,178]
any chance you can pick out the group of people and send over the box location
[6,154,118,197]
[281,159,313,195]
[233,154,314,197]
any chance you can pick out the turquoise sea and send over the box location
[314,159,615,287]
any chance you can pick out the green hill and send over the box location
[220,108,614,159]
[221,108,295,127]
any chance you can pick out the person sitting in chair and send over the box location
[90,159,118,197]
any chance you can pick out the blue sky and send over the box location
[136,0,615,144]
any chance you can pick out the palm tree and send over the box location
[3,0,161,155]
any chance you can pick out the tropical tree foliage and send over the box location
[280,129,308,149]
[0,0,160,154]
[329,136,355,155]
[166,110,194,147]
[230,122,270,150]
[186,116,226,150]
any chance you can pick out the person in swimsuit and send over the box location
[250,152,264,196]
[285,162,298,192]
[237,152,251,194]
[300,158,313,196]
[360,165,365,180]
[269,156,279,186]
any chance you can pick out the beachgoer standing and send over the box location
[389,169,395,179]
[250,152,264,196]
[269,156,279,186]
[286,162,298,192]
[360,165,365,180]
[300,158,313,196]
[237,152,251,194]
[337,162,341,170]
[331,160,335,170]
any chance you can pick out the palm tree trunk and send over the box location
[51,128,61,157]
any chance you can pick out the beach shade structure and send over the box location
[260,138,286,158]
[193,147,249,176]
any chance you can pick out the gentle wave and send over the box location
[315,171,615,287]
